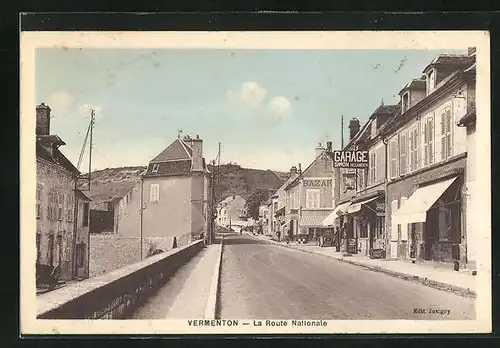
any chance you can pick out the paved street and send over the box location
[220,233,475,320]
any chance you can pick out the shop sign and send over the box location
[370,248,385,259]
[333,150,369,168]
[375,201,385,213]
[347,238,357,254]
[303,179,332,187]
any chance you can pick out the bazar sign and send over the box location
[333,150,369,168]
[303,179,332,187]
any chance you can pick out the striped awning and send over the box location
[300,211,332,227]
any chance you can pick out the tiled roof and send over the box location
[150,138,192,163]
[36,141,79,175]
[422,54,473,73]
[144,160,192,178]
[75,189,92,201]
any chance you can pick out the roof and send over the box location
[36,141,79,175]
[399,79,426,95]
[422,54,473,74]
[144,160,192,178]
[150,138,193,163]
[75,189,92,201]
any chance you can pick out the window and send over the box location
[36,186,43,219]
[48,190,57,220]
[409,125,419,172]
[399,132,408,176]
[441,107,453,160]
[83,202,89,227]
[152,163,159,173]
[358,169,366,190]
[36,233,41,263]
[66,194,74,222]
[150,184,160,202]
[424,116,435,166]
[426,69,436,95]
[402,92,410,113]
[369,152,377,184]
[57,193,64,221]
[359,220,368,238]
[305,189,320,209]
[437,197,460,242]
[389,140,398,179]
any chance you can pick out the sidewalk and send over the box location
[248,233,476,297]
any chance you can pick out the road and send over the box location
[219,233,475,320]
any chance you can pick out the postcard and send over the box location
[20,30,491,335]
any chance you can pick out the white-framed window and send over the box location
[152,163,159,173]
[305,189,320,209]
[423,115,435,166]
[402,92,410,113]
[66,193,74,222]
[389,139,398,179]
[150,183,160,202]
[36,186,43,219]
[440,107,453,161]
[399,131,408,176]
[409,125,419,172]
[369,151,377,184]
[48,190,58,220]
[426,68,436,95]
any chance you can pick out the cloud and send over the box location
[46,90,75,116]
[268,96,292,116]
[226,81,267,107]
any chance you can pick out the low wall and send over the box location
[37,240,205,319]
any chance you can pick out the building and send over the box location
[216,195,246,228]
[284,142,335,241]
[271,167,299,240]
[114,135,211,256]
[457,57,477,269]
[258,199,273,235]
[36,103,91,282]
[326,106,400,256]
[383,51,476,265]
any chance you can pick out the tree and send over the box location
[245,188,270,220]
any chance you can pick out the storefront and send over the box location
[345,192,386,257]
[391,174,465,263]
[299,210,332,242]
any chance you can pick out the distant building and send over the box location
[271,167,300,241]
[114,135,211,256]
[36,103,91,281]
[284,142,336,241]
[216,195,246,228]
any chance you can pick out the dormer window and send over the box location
[152,163,159,173]
[401,92,410,113]
[426,68,436,95]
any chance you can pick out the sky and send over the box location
[35,48,466,172]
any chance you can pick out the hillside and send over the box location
[81,164,288,208]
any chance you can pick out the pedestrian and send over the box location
[277,230,281,242]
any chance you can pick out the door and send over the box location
[409,223,417,259]
[47,234,54,266]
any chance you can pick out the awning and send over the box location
[322,202,351,227]
[392,176,458,224]
[347,197,378,214]
[300,211,332,228]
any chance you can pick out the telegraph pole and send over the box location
[341,114,344,149]
[88,109,95,190]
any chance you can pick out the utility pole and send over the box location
[341,114,344,149]
[88,109,95,191]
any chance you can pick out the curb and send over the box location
[204,236,224,319]
[248,234,476,298]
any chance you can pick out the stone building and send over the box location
[36,103,91,281]
[216,195,246,228]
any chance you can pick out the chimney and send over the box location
[298,163,302,174]
[290,166,298,175]
[36,103,51,136]
[326,141,332,153]
[190,136,203,172]
[315,142,325,157]
[348,118,360,141]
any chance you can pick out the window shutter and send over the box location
[377,146,384,183]
[440,112,446,160]
[429,117,434,164]
[446,109,453,157]
[423,121,429,166]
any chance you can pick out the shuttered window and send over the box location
[389,140,398,179]
[305,189,320,209]
[409,125,419,172]
[376,146,385,184]
[36,186,43,219]
[441,107,453,161]
[150,184,160,202]
[399,132,408,176]
[423,115,434,166]
[369,151,377,184]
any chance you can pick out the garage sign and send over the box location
[333,150,369,168]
